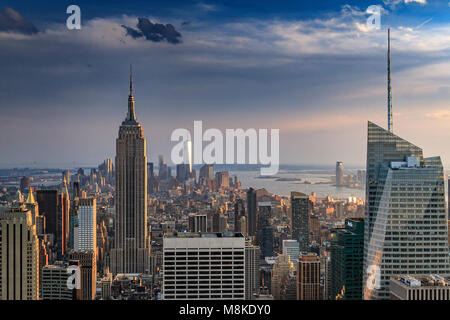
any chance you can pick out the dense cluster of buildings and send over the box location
[0,61,449,301]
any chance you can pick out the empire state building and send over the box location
[111,67,150,274]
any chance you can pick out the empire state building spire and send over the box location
[127,64,136,122]
[387,29,393,133]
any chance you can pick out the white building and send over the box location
[390,275,450,300]
[163,232,245,300]
[76,198,97,252]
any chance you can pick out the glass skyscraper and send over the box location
[363,121,450,299]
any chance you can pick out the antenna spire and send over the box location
[126,64,136,122]
[129,64,133,95]
[387,28,393,133]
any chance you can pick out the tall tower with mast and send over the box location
[387,28,393,133]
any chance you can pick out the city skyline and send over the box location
[1,1,450,168]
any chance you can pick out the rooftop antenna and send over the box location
[387,28,393,133]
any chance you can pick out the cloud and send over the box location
[426,110,450,120]
[0,9,450,167]
[0,7,38,35]
[122,18,182,44]
[404,0,427,4]
[384,0,427,9]
[197,2,219,12]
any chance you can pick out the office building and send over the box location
[336,161,344,186]
[291,192,310,252]
[245,242,260,300]
[363,122,450,299]
[199,164,214,180]
[68,250,96,300]
[330,218,364,300]
[58,180,70,258]
[247,188,258,237]
[41,263,75,300]
[297,253,320,300]
[76,198,97,252]
[0,206,39,300]
[162,232,245,300]
[390,275,450,300]
[188,214,207,233]
[36,190,58,239]
[271,254,292,300]
[257,202,274,259]
[282,240,300,264]
[234,199,245,233]
[111,67,150,274]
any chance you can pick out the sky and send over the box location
[0,0,450,168]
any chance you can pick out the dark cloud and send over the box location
[0,7,38,35]
[121,24,143,39]
[122,18,182,44]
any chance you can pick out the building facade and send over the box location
[111,68,150,274]
[363,122,450,299]
[163,233,245,300]
[0,206,39,300]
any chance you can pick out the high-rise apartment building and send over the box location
[162,232,245,300]
[76,198,97,252]
[111,67,150,274]
[291,192,310,252]
[363,122,450,299]
[0,206,39,300]
[297,253,321,300]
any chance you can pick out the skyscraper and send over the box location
[291,192,310,252]
[76,198,97,252]
[36,189,58,240]
[336,161,344,186]
[363,122,450,299]
[68,251,96,300]
[330,218,364,300]
[234,199,245,233]
[245,242,260,300]
[0,206,40,300]
[111,66,150,274]
[257,202,274,259]
[297,253,320,300]
[58,179,70,258]
[247,188,257,237]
